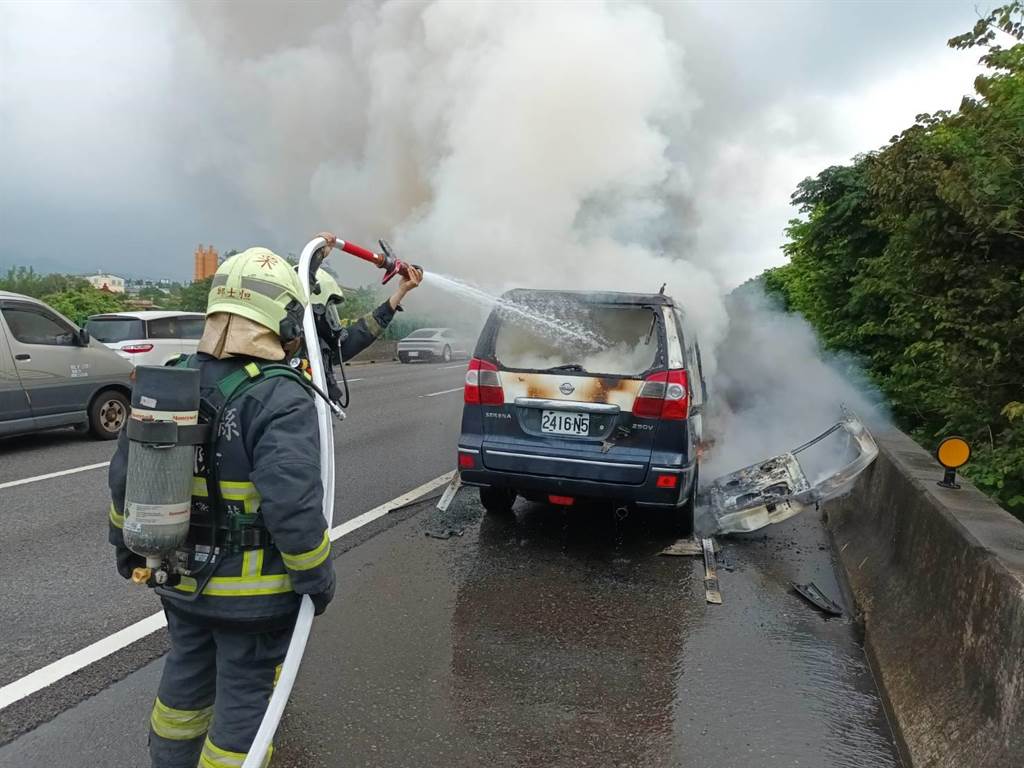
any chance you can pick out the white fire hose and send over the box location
[242,236,339,767]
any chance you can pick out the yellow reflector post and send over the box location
[937,437,971,469]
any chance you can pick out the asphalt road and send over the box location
[0,359,903,767]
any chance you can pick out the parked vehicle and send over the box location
[397,327,471,363]
[456,289,707,534]
[85,311,205,367]
[0,291,133,439]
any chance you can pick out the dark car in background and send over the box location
[456,289,707,533]
[397,327,470,363]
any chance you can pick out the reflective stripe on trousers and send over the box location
[150,697,212,741]
[199,737,272,768]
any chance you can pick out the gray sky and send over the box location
[0,0,984,288]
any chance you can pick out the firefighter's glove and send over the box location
[310,569,336,616]
[116,545,145,580]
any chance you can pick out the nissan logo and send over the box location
[559,382,575,395]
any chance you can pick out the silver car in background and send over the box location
[397,328,470,363]
[0,291,133,439]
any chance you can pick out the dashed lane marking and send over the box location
[418,387,464,398]
[0,462,110,491]
[0,471,455,711]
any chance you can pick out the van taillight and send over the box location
[633,369,688,420]
[465,358,504,405]
[120,344,154,354]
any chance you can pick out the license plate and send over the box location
[541,410,590,436]
[408,351,419,357]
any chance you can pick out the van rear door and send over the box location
[474,296,668,484]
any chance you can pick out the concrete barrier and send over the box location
[825,428,1024,768]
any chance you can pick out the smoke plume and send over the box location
[170,1,892,477]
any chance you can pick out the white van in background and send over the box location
[86,311,205,367]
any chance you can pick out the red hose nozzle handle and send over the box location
[377,240,420,285]
[335,238,421,284]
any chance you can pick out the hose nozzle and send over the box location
[333,236,420,285]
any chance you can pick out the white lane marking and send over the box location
[0,461,110,491]
[0,470,456,711]
[442,363,466,369]
[0,613,170,712]
[419,387,463,398]
[328,471,454,540]
[344,378,364,383]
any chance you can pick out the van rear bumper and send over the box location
[459,455,697,509]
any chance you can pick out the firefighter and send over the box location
[107,245,419,767]
[306,264,423,402]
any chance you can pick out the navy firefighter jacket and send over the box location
[107,353,332,629]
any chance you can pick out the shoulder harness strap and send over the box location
[215,360,313,407]
[201,359,314,553]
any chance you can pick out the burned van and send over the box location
[457,289,706,533]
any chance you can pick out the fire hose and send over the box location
[242,233,415,767]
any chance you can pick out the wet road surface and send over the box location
[273,491,901,767]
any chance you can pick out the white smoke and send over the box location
[703,288,887,480]
[173,0,727,365]
[169,0,885,476]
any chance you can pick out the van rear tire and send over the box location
[89,389,129,440]
[480,486,516,515]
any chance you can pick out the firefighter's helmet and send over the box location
[206,248,307,343]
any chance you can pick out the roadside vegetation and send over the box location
[0,267,128,324]
[764,4,1024,516]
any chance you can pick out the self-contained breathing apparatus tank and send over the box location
[123,366,200,584]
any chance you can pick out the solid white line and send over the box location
[0,461,110,491]
[328,471,454,540]
[344,378,364,383]
[0,613,169,711]
[419,387,463,398]
[442,364,466,369]
[0,470,455,712]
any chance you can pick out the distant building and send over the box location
[193,245,219,281]
[86,274,125,294]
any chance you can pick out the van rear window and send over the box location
[493,303,660,377]
[86,318,144,343]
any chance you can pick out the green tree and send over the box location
[43,287,127,326]
[135,286,171,307]
[766,3,1024,516]
[0,266,88,298]
[176,277,213,313]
